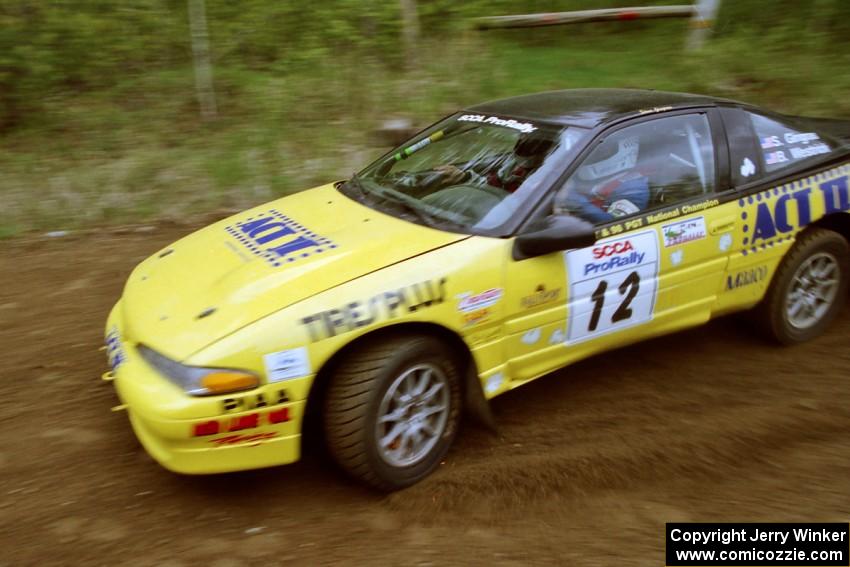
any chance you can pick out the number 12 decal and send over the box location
[564,231,659,344]
[588,271,640,332]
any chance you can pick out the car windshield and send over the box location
[340,113,587,235]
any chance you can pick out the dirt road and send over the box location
[1,226,848,566]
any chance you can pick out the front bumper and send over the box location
[104,303,305,474]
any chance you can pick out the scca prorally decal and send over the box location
[457,288,503,312]
[456,114,537,134]
[726,266,768,291]
[581,240,645,277]
[740,167,850,256]
[225,209,336,268]
[301,278,447,341]
[662,216,706,248]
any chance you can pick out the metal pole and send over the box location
[188,0,217,120]
[474,5,696,30]
[687,0,721,51]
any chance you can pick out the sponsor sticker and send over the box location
[521,285,561,309]
[485,373,504,394]
[670,249,684,266]
[548,328,565,344]
[209,432,279,446]
[457,288,503,312]
[263,347,310,382]
[301,278,447,342]
[521,328,541,345]
[662,216,706,247]
[726,266,768,290]
[105,327,126,371]
[462,308,491,327]
[193,407,291,438]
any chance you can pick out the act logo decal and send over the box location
[742,170,850,255]
[225,209,336,268]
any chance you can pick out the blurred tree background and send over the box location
[1,0,849,234]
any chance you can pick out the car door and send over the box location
[505,110,739,379]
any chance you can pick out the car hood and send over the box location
[120,184,468,360]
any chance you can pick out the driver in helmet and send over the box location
[557,135,650,223]
[435,131,556,193]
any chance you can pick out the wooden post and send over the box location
[687,0,721,51]
[188,0,217,120]
[400,0,420,70]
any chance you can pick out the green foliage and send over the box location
[1,1,850,235]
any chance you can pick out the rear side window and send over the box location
[720,107,762,187]
[749,112,834,173]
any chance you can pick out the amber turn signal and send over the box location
[200,371,258,394]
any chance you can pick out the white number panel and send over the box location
[564,230,660,344]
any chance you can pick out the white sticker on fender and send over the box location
[264,347,311,382]
[564,230,660,344]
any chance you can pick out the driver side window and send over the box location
[555,114,716,225]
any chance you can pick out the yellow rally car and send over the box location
[105,89,850,490]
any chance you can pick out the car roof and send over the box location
[466,88,737,129]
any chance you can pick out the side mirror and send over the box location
[512,215,596,260]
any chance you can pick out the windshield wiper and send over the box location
[382,194,468,230]
[382,195,439,227]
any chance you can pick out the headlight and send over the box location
[138,345,259,396]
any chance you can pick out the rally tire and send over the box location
[323,335,462,491]
[755,228,849,344]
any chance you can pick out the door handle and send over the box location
[709,217,735,235]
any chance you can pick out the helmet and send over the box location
[577,135,639,181]
[514,132,556,159]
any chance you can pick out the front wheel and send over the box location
[323,335,462,491]
[755,228,849,344]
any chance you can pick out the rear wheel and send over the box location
[755,228,849,344]
[323,335,462,491]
